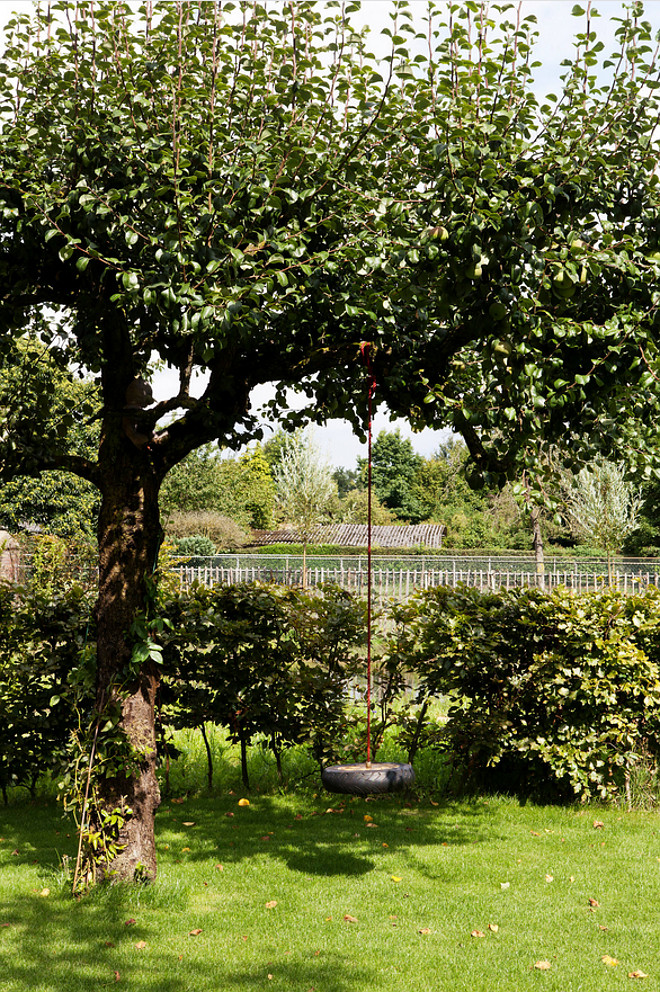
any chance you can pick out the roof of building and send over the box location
[251,523,445,549]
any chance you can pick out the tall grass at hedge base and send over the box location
[386,584,660,805]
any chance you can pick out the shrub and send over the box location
[165,511,249,551]
[173,534,217,559]
[0,584,94,802]
[387,585,660,800]
[159,582,366,789]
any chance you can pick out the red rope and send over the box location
[360,343,377,768]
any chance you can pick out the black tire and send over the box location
[321,762,415,796]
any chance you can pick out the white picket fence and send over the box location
[174,556,660,602]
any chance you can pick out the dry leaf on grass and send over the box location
[182,821,195,827]
[113,971,120,982]
[343,914,358,923]
[602,955,619,967]
[391,876,402,882]
[265,901,278,909]
[238,798,250,807]
[588,898,600,908]
[39,888,50,897]
[629,971,649,979]
[124,919,136,927]
[135,941,147,950]
[214,863,223,871]
[363,815,373,823]
[488,924,499,933]
[418,927,432,935]
[189,929,203,936]
[470,930,485,938]
[545,874,553,883]
[593,820,605,829]
[534,961,552,971]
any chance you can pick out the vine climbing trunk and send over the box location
[93,433,163,882]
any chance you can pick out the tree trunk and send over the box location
[200,722,214,791]
[93,446,163,882]
[531,507,545,590]
[240,733,250,790]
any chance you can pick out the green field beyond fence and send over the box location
[173,555,660,602]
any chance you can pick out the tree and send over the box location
[274,427,336,583]
[565,459,643,579]
[361,429,424,522]
[2,1,660,881]
[0,336,100,540]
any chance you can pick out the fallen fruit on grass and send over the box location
[238,798,250,807]
[534,961,551,971]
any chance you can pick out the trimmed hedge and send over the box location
[387,585,660,799]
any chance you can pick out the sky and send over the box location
[2,0,659,466]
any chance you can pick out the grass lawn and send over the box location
[0,793,659,992]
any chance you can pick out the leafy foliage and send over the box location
[0,584,94,803]
[388,585,660,799]
[160,582,366,787]
[2,0,660,878]
[360,430,424,523]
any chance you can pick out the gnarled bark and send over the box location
[94,437,163,882]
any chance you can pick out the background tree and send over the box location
[2,1,660,881]
[360,429,424,522]
[0,335,100,541]
[274,428,336,583]
[564,459,643,579]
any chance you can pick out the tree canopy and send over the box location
[2,0,660,881]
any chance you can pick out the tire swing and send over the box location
[321,343,415,797]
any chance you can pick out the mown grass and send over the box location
[1,791,659,992]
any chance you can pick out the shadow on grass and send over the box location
[0,889,374,992]
[156,792,494,879]
[0,795,494,991]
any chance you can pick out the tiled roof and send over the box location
[251,523,445,548]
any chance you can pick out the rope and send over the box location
[360,343,377,769]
